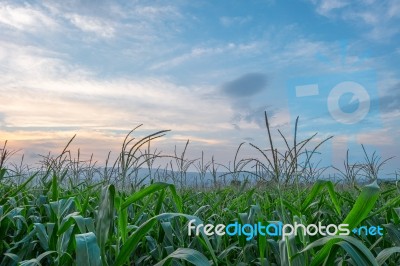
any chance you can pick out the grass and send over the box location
[0,113,399,265]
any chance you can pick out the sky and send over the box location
[0,0,399,175]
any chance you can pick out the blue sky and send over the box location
[0,0,399,174]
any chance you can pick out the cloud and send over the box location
[231,105,271,128]
[0,41,233,134]
[150,46,225,70]
[132,5,182,20]
[38,1,186,44]
[0,2,57,32]
[232,123,241,131]
[149,42,259,70]
[312,0,349,16]
[387,0,400,19]
[220,16,252,27]
[0,112,5,127]
[66,14,115,38]
[221,73,268,98]
[310,0,400,40]
[0,0,397,169]
[219,73,274,129]
[377,83,400,113]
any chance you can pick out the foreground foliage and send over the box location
[0,175,399,265]
[1,114,399,265]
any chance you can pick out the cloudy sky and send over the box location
[0,0,399,174]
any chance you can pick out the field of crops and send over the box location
[1,119,399,265]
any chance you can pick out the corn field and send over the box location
[1,116,399,265]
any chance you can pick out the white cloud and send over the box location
[0,1,397,169]
[66,14,115,38]
[0,42,232,134]
[36,2,184,43]
[132,5,182,20]
[314,0,349,16]
[311,0,400,41]
[150,42,262,70]
[150,46,226,70]
[387,0,400,19]
[220,16,252,27]
[0,2,57,32]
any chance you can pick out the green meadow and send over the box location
[1,115,399,266]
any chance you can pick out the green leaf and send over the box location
[306,181,379,265]
[383,223,400,246]
[19,251,56,266]
[96,184,115,266]
[2,172,38,204]
[342,181,380,229]
[75,232,101,266]
[121,182,182,212]
[300,235,378,266]
[3,253,20,263]
[305,181,380,266]
[335,241,374,266]
[0,167,6,179]
[51,174,59,201]
[376,247,400,265]
[114,213,217,266]
[301,180,341,216]
[34,223,49,250]
[58,214,87,235]
[115,196,128,244]
[154,248,210,266]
